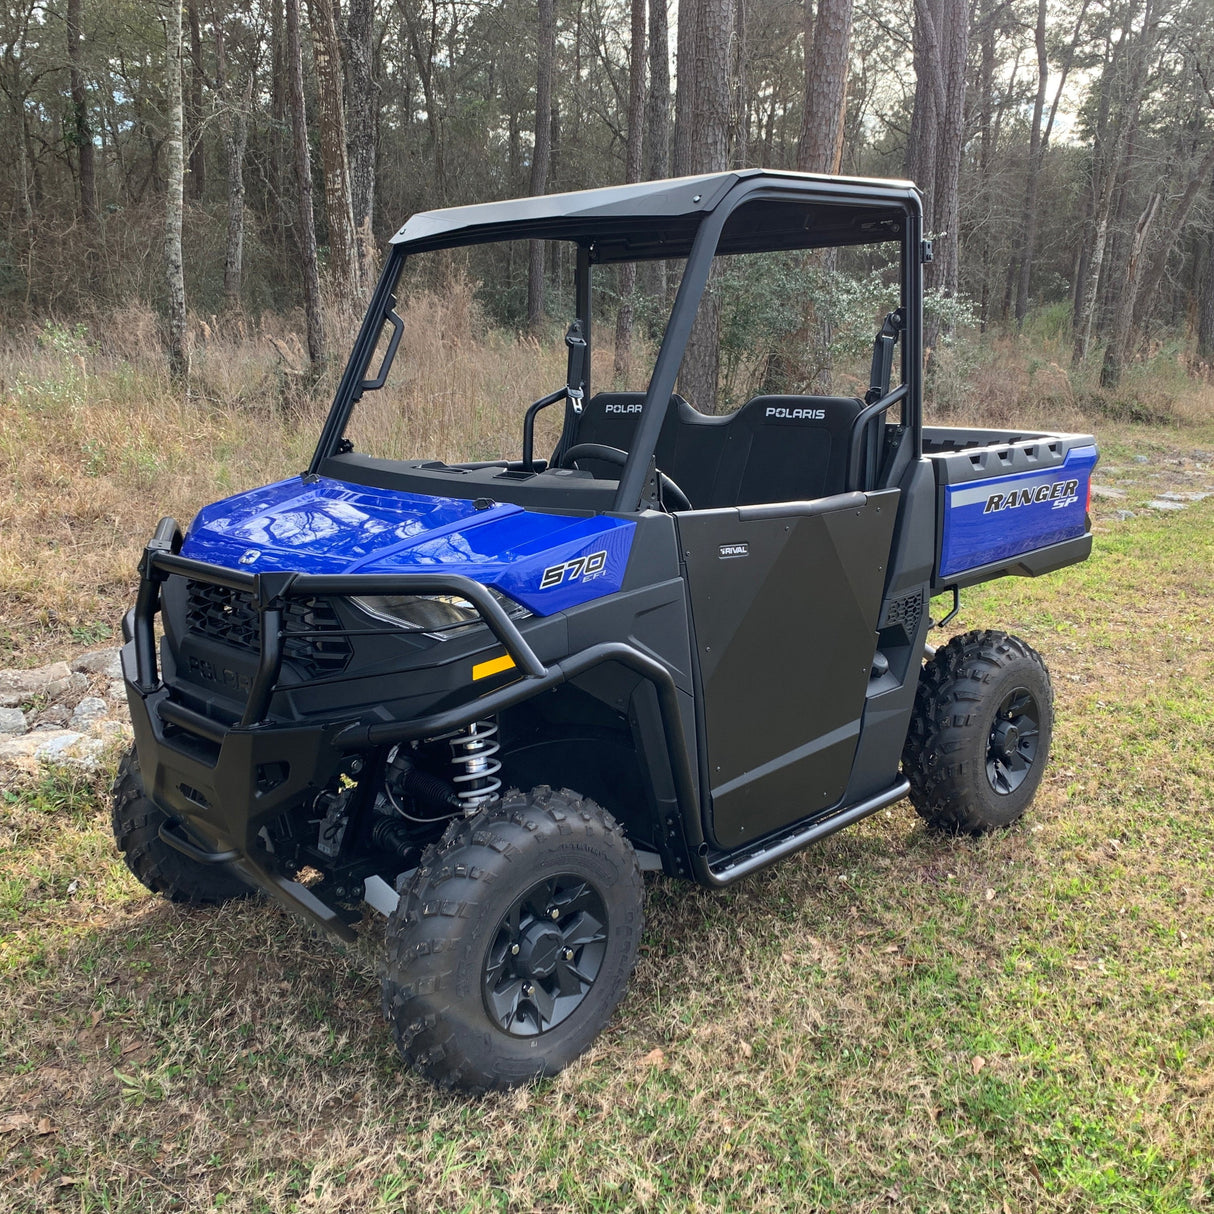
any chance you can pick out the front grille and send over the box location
[185,580,353,678]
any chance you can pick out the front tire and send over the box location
[382,786,644,1093]
[111,746,254,905]
[902,630,1053,833]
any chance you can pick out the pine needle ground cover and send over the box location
[1,349,1212,1211]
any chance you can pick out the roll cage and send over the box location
[309,169,926,514]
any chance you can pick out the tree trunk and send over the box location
[527,0,556,330]
[1133,144,1214,331]
[164,0,188,381]
[975,0,995,328]
[1198,230,1214,362]
[270,0,287,262]
[1012,0,1048,326]
[308,0,361,309]
[1073,1,1156,365]
[216,19,250,310]
[932,0,967,305]
[186,3,205,200]
[1100,190,1161,387]
[345,0,377,283]
[906,0,964,351]
[644,0,671,301]
[680,0,732,412]
[287,0,325,366]
[732,0,748,167]
[797,0,853,174]
[673,0,698,177]
[614,0,646,384]
[67,0,96,227]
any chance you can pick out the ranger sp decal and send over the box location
[540,549,608,589]
[983,478,1079,513]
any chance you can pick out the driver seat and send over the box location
[553,392,687,482]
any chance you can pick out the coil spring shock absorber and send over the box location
[448,719,502,811]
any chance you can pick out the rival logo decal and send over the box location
[982,478,1080,514]
[540,549,608,589]
[765,406,826,420]
[719,542,749,558]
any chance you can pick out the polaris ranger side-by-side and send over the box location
[114,170,1097,1092]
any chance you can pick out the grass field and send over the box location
[1,323,1213,1211]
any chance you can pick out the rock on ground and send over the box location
[0,662,87,709]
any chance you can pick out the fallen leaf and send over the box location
[35,1117,56,1135]
[780,952,794,964]
[0,1114,32,1134]
[738,1041,753,1059]
[90,1009,103,1028]
[971,1055,986,1076]
[640,1047,666,1068]
[57,1177,83,1189]
[985,888,995,901]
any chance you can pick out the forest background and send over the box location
[2,0,1214,400]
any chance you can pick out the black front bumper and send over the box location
[122,518,700,938]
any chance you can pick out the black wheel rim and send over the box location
[482,874,609,1037]
[986,685,1042,795]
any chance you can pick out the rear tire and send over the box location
[111,745,254,905]
[382,786,644,1093]
[902,630,1053,833]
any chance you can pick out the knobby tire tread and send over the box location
[382,786,644,1093]
[902,629,1053,834]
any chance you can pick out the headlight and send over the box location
[351,589,530,640]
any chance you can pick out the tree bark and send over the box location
[644,0,671,301]
[614,0,646,384]
[527,0,556,329]
[164,0,188,381]
[186,3,205,200]
[906,0,965,348]
[679,0,732,412]
[1198,229,1214,362]
[345,0,377,282]
[308,0,362,309]
[1133,143,1214,332]
[673,0,697,176]
[287,0,325,366]
[67,0,96,227]
[215,19,249,310]
[1073,1,1156,365]
[797,0,853,174]
[932,0,967,305]
[1099,189,1161,387]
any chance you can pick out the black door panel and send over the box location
[676,490,898,847]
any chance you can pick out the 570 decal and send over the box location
[540,549,608,589]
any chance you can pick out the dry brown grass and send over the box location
[0,286,578,666]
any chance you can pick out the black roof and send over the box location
[390,169,919,263]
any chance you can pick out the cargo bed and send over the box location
[923,425,1098,591]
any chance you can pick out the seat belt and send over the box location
[552,319,588,466]
[866,307,905,405]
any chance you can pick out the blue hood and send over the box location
[181,476,635,615]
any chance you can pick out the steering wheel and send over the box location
[558,443,692,512]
